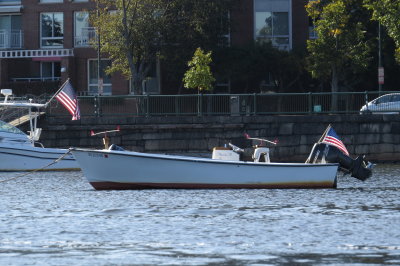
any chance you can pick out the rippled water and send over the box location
[0,164,399,265]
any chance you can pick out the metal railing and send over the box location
[42,91,397,118]
[0,30,23,49]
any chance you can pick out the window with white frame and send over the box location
[74,11,93,47]
[254,0,291,50]
[88,59,112,95]
[41,61,61,81]
[0,15,22,49]
[41,12,63,47]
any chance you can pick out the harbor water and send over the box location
[0,164,399,265]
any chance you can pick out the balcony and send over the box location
[74,27,97,48]
[0,30,23,49]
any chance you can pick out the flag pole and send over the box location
[318,124,331,143]
[44,78,70,108]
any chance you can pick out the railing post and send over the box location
[364,91,368,112]
[94,95,99,117]
[308,92,312,114]
[253,93,256,115]
[197,93,203,116]
[146,94,150,117]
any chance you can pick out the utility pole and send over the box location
[95,3,102,117]
[378,22,384,95]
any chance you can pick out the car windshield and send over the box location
[0,120,25,135]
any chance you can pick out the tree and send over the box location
[183,48,215,93]
[213,42,306,94]
[91,0,236,95]
[306,0,371,110]
[91,0,171,95]
[364,0,400,62]
[160,0,236,94]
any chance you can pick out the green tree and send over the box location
[91,0,171,95]
[91,0,236,95]
[364,0,400,62]
[214,42,306,94]
[160,0,236,94]
[306,0,371,110]
[183,48,215,93]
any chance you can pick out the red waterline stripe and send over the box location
[89,181,337,190]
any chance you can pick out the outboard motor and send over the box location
[306,143,372,181]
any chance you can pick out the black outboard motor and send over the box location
[306,143,372,181]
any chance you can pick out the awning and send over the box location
[32,57,62,62]
[0,5,23,13]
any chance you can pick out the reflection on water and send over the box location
[0,164,399,265]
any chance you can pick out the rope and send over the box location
[0,150,72,183]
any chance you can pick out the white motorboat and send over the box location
[70,145,340,190]
[71,126,373,190]
[0,89,79,171]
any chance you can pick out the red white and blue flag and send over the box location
[321,126,349,156]
[55,80,81,120]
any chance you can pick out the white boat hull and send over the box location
[0,145,79,171]
[71,148,339,190]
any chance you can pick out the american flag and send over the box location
[55,80,81,120]
[321,126,349,156]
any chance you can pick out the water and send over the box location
[0,165,399,265]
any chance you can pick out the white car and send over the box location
[360,93,400,114]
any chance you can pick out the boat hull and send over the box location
[71,148,339,190]
[0,145,79,171]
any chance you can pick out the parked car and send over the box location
[360,93,400,114]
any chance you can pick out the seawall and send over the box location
[37,114,400,162]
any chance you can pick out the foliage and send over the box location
[306,0,372,94]
[213,42,306,93]
[160,0,237,94]
[91,0,236,95]
[306,0,370,78]
[183,48,215,92]
[305,0,374,111]
[91,0,170,95]
[364,0,400,62]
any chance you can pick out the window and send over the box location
[0,15,22,49]
[88,59,112,95]
[41,61,61,81]
[74,11,93,47]
[41,12,63,47]
[309,17,317,39]
[218,11,230,47]
[254,0,291,50]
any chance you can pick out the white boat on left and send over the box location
[0,89,79,171]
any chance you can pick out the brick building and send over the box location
[0,0,310,96]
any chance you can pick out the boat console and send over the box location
[212,143,271,163]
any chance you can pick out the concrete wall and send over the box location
[37,115,400,162]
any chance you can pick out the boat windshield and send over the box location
[0,120,25,135]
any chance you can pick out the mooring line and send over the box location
[0,151,72,183]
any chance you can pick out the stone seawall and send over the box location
[37,114,400,162]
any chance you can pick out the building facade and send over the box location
[0,0,310,96]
